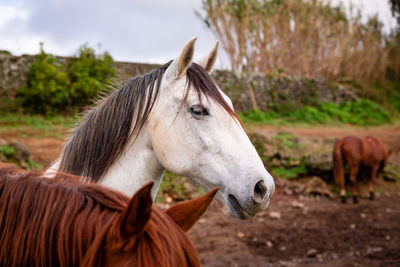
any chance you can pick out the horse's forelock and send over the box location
[186,62,238,121]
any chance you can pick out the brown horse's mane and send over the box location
[58,61,238,182]
[0,168,199,267]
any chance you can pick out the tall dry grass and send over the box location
[198,0,391,81]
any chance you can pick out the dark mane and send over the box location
[58,61,237,181]
[0,168,199,266]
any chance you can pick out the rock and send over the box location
[268,211,282,219]
[291,201,304,209]
[302,176,333,198]
[283,188,293,196]
[266,241,273,248]
[307,249,318,258]
[0,138,7,146]
[165,195,173,203]
[9,141,30,161]
[237,232,245,238]
[304,149,333,178]
[288,182,305,195]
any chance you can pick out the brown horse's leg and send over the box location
[369,164,379,200]
[339,179,346,204]
[349,164,359,204]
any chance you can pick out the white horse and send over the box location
[47,38,275,219]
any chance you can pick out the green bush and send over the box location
[18,44,115,114]
[239,99,392,125]
[67,45,115,107]
[18,49,70,114]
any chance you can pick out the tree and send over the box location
[198,0,389,81]
[389,0,400,29]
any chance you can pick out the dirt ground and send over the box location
[2,124,400,266]
[190,184,400,267]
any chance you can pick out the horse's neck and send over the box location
[100,131,165,200]
[48,131,165,200]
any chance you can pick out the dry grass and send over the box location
[199,0,393,81]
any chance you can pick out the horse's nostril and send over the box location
[252,180,268,204]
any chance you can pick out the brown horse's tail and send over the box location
[333,139,344,186]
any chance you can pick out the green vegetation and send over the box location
[155,171,205,203]
[0,144,42,171]
[18,48,69,114]
[0,50,12,55]
[270,160,307,180]
[239,99,392,125]
[66,44,115,107]
[384,163,400,182]
[26,159,42,171]
[0,145,16,157]
[272,132,298,149]
[17,44,115,114]
[0,113,79,139]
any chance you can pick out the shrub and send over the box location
[67,44,115,107]
[18,48,70,114]
[18,44,115,114]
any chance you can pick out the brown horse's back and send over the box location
[341,136,363,166]
[363,136,389,166]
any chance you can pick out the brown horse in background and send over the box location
[333,136,389,203]
[0,167,217,267]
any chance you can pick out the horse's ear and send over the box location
[197,41,219,73]
[119,182,153,237]
[166,187,218,232]
[164,37,197,82]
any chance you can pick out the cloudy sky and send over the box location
[0,0,396,68]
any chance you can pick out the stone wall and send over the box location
[0,52,358,112]
[213,71,358,112]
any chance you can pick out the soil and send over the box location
[1,125,400,266]
[190,185,400,266]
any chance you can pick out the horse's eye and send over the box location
[190,105,209,118]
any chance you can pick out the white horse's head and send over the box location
[146,38,275,219]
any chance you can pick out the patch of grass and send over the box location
[155,171,187,203]
[238,109,279,123]
[272,132,297,148]
[239,99,393,125]
[26,159,42,171]
[270,160,307,180]
[155,171,207,203]
[0,145,16,157]
[0,113,79,138]
[384,163,400,182]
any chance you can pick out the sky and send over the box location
[0,0,397,68]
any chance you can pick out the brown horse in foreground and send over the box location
[0,168,217,267]
[333,136,389,203]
